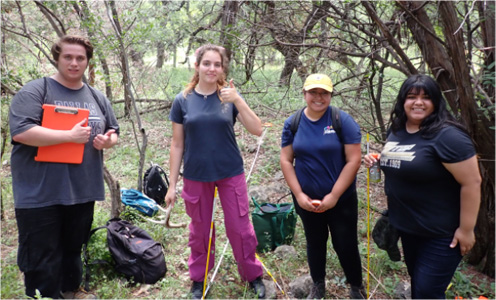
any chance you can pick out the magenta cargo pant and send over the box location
[181,173,263,282]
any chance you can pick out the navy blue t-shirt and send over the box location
[281,107,362,199]
[381,126,476,238]
[169,90,243,182]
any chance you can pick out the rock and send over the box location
[393,281,411,299]
[289,274,312,299]
[274,245,297,259]
[249,185,270,203]
[249,183,291,204]
[263,279,277,299]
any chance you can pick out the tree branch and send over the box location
[362,1,417,75]
[34,1,66,37]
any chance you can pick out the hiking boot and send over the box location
[349,284,366,299]
[307,280,325,299]
[249,276,266,299]
[60,288,97,299]
[191,281,204,299]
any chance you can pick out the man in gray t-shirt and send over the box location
[8,35,119,299]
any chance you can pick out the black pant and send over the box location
[293,190,363,286]
[15,202,95,298]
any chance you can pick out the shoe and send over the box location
[249,276,266,299]
[191,281,204,299]
[307,280,325,299]
[349,285,366,299]
[60,288,97,299]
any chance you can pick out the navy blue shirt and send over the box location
[169,90,243,182]
[281,107,362,199]
[381,126,476,237]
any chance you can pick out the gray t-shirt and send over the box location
[9,77,120,209]
[169,90,243,182]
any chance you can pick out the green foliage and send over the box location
[34,289,52,300]
[380,274,402,297]
[1,1,494,298]
[445,265,495,299]
[0,264,24,299]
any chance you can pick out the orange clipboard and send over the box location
[35,104,90,164]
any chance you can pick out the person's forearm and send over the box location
[459,182,481,232]
[234,97,263,136]
[13,126,77,147]
[280,159,303,196]
[329,160,360,199]
[330,144,361,199]
[168,143,184,191]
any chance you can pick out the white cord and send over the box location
[204,125,269,296]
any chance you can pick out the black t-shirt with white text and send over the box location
[381,126,475,238]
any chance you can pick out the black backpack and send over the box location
[83,218,167,290]
[143,163,169,205]
[290,105,343,142]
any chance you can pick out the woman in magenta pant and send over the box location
[165,44,265,299]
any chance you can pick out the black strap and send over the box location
[82,225,110,292]
[42,77,48,103]
[289,107,305,136]
[331,105,342,142]
[289,105,343,143]
[157,164,170,187]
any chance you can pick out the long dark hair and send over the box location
[389,74,467,138]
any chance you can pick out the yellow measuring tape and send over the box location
[367,132,370,299]
[366,133,371,299]
[255,253,287,298]
[202,187,218,299]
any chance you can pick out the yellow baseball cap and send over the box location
[303,74,333,93]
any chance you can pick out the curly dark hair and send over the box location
[51,35,93,63]
[389,74,467,138]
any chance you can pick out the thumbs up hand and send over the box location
[220,79,241,104]
[93,129,116,150]
[70,118,91,144]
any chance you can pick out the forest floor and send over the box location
[1,108,494,299]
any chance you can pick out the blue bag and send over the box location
[120,188,159,217]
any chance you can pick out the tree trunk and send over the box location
[34,1,66,37]
[75,1,113,99]
[477,1,495,101]
[278,47,302,86]
[99,58,113,100]
[439,1,494,278]
[107,1,131,116]
[106,0,148,191]
[263,1,332,86]
[219,0,239,74]
[362,1,417,75]
[244,30,258,82]
[368,58,388,143]
[398,0,495,277]
[156,41,165,69]
[104,164,121,219]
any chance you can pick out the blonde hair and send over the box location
[182,44,229,98]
